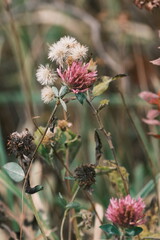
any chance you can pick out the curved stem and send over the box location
[86,98,129,195]
[60,186,80,240]
[20,101,60,240]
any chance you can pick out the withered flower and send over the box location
[74,164,96,190]
[7,129,35,158]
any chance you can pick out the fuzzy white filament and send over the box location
[48,36,87,66]
[36,65,57,85]
[71,43,88,60]
[41,86,55,104]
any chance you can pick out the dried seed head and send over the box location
[74,164,96,190]
[7,129,35,158]
[41,86,55,104]
[80,209,93,229]
[36,64,57,86]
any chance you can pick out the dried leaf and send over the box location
[94,130,102,165]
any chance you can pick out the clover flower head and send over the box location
[41,86,55,104]
[106,195,145,228]
[48,42,68,66]
[48,36,88,66]
[58,36,78,49]
[71,43,88,61]
[36,64,57,85]
[57,61,97,93]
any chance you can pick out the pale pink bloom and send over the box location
[106,195,145,228]
[146,109,160,119]
[150,58,160,66]
[142,118,160,125]
[142,109,160,125]
[57,61,97,93]
[139,91,160,126]
[139,91,159,103]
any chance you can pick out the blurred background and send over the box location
[0,0,160,239]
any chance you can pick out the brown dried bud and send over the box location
[74,164,96,190]
[7,129,35,158]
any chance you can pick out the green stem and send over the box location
[28,195,48,240]
[3,0,34,117]
[60,186,80,240]
[20,101,60,239]
[86,98,129,195]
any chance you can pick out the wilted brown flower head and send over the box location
[74,164,96,190]
[7,129,35,158]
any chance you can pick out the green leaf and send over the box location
[93,74,127,97]
[92,80,109,96]
[3,162,25,182]
[99,224,120,236]
[0,170,31,208]
[60,98,67,112]
[52,86,59,97]
[25,185,43,194]
[75,92,86,105]
[59,85,69,97]
[125,227,143,236]
[58,193,67,207]
[66,201,80,210]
